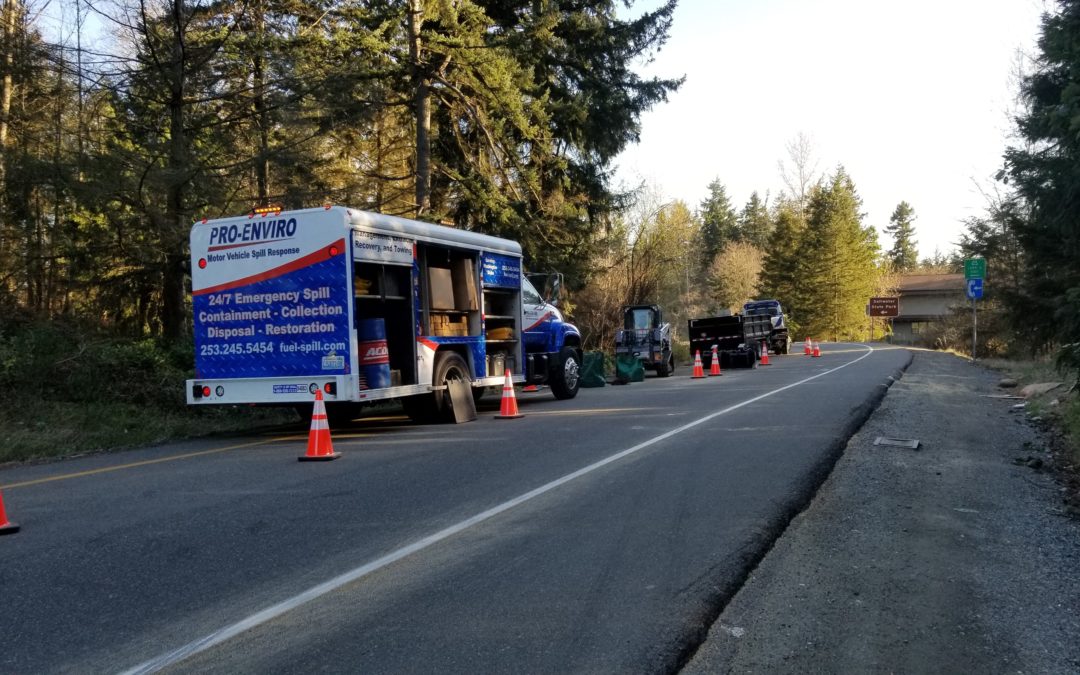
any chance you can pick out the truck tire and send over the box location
[404,351,471,423]
[656,353,674,377]
[550,346,581,400]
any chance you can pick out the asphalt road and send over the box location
[0,343,910,674]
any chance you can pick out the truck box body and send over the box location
[187,206,581,410]
[687,313,772,368]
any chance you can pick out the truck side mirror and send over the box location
[548,276,561,306]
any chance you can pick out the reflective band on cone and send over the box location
[299,390,340,461]
[692,351,705,379]
[496,370,523,419]
[709,345,722,376]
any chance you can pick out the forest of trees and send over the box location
[0,0,680,339]
[2,0,1079,381]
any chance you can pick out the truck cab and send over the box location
[743,299,790,355]
[521,274,582,397]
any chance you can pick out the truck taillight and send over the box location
[202,386,211,398]
[328,245,339,257]
[323,382,336,395]
[198,258,207,269]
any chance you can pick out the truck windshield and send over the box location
[629,308,654,330]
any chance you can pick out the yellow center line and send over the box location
[524,407,650,416]
[0,437,294,490]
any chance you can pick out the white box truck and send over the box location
[187,206,582,422]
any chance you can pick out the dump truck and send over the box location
[687,311,772,369]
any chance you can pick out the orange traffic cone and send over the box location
[709,345,722,376]
[804,339,812,355]
[812,341,822,358]
[496,370,523,419]
[760,341,771,365]
[692,350,706,378]
[299,390,340,461]
[0,490,19,535]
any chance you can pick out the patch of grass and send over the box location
[0,400,297,465]
[982,355,1079,465]
[0,319,299,465]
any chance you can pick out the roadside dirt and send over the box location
[683,349,1080,673]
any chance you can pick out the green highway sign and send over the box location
[964,258,986,280]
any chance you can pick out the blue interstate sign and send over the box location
[193,248,351,379]
[967,278,983,300]
[481,253,521,288]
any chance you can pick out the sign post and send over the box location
[965,260,985,361]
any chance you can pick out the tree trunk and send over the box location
[407,0,430,217]
[252,9,269,203]
[0,0,18,206]
[161,0,188,340]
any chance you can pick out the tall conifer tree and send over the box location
[885,201,918,271]
[795,167,880,341]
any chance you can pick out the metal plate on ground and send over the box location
[874,436,920,449]
[448,379,477,423]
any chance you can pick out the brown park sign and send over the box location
[868,296,899,317]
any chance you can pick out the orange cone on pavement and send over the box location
[692,350,706,378]
[804,339,812,355]
[496,370,524,419]
[299,390,340,461]
[709,345,722,376]
[760,341,771,365]
[0,490,20,535]
[812,341,822,358]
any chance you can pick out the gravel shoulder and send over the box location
[683,349,1080,674]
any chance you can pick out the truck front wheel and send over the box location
[550,347,581,400]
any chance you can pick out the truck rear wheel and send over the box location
[550,346,580,400]
[404,351,472,423]
[656,353,674,377]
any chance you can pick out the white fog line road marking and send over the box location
[123,344,876,675]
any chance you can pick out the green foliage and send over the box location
[885,201,919,271]
[1003,0,1080,378]
[758,200,807,329]
[794,167,881,341]
[0,319,293,462]
[737,191,772,248]
[696,178,738,273]
[1,0,681,334]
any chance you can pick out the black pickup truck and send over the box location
[688,312,772,369]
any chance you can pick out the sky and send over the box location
[614,0,1048,259]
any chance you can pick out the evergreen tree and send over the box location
[696,178,737,273]
[795,167,880,341]
[758,200,807,329]
[1003,0,1080,370]
[885,201,918,271]
[737,191,771,248]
